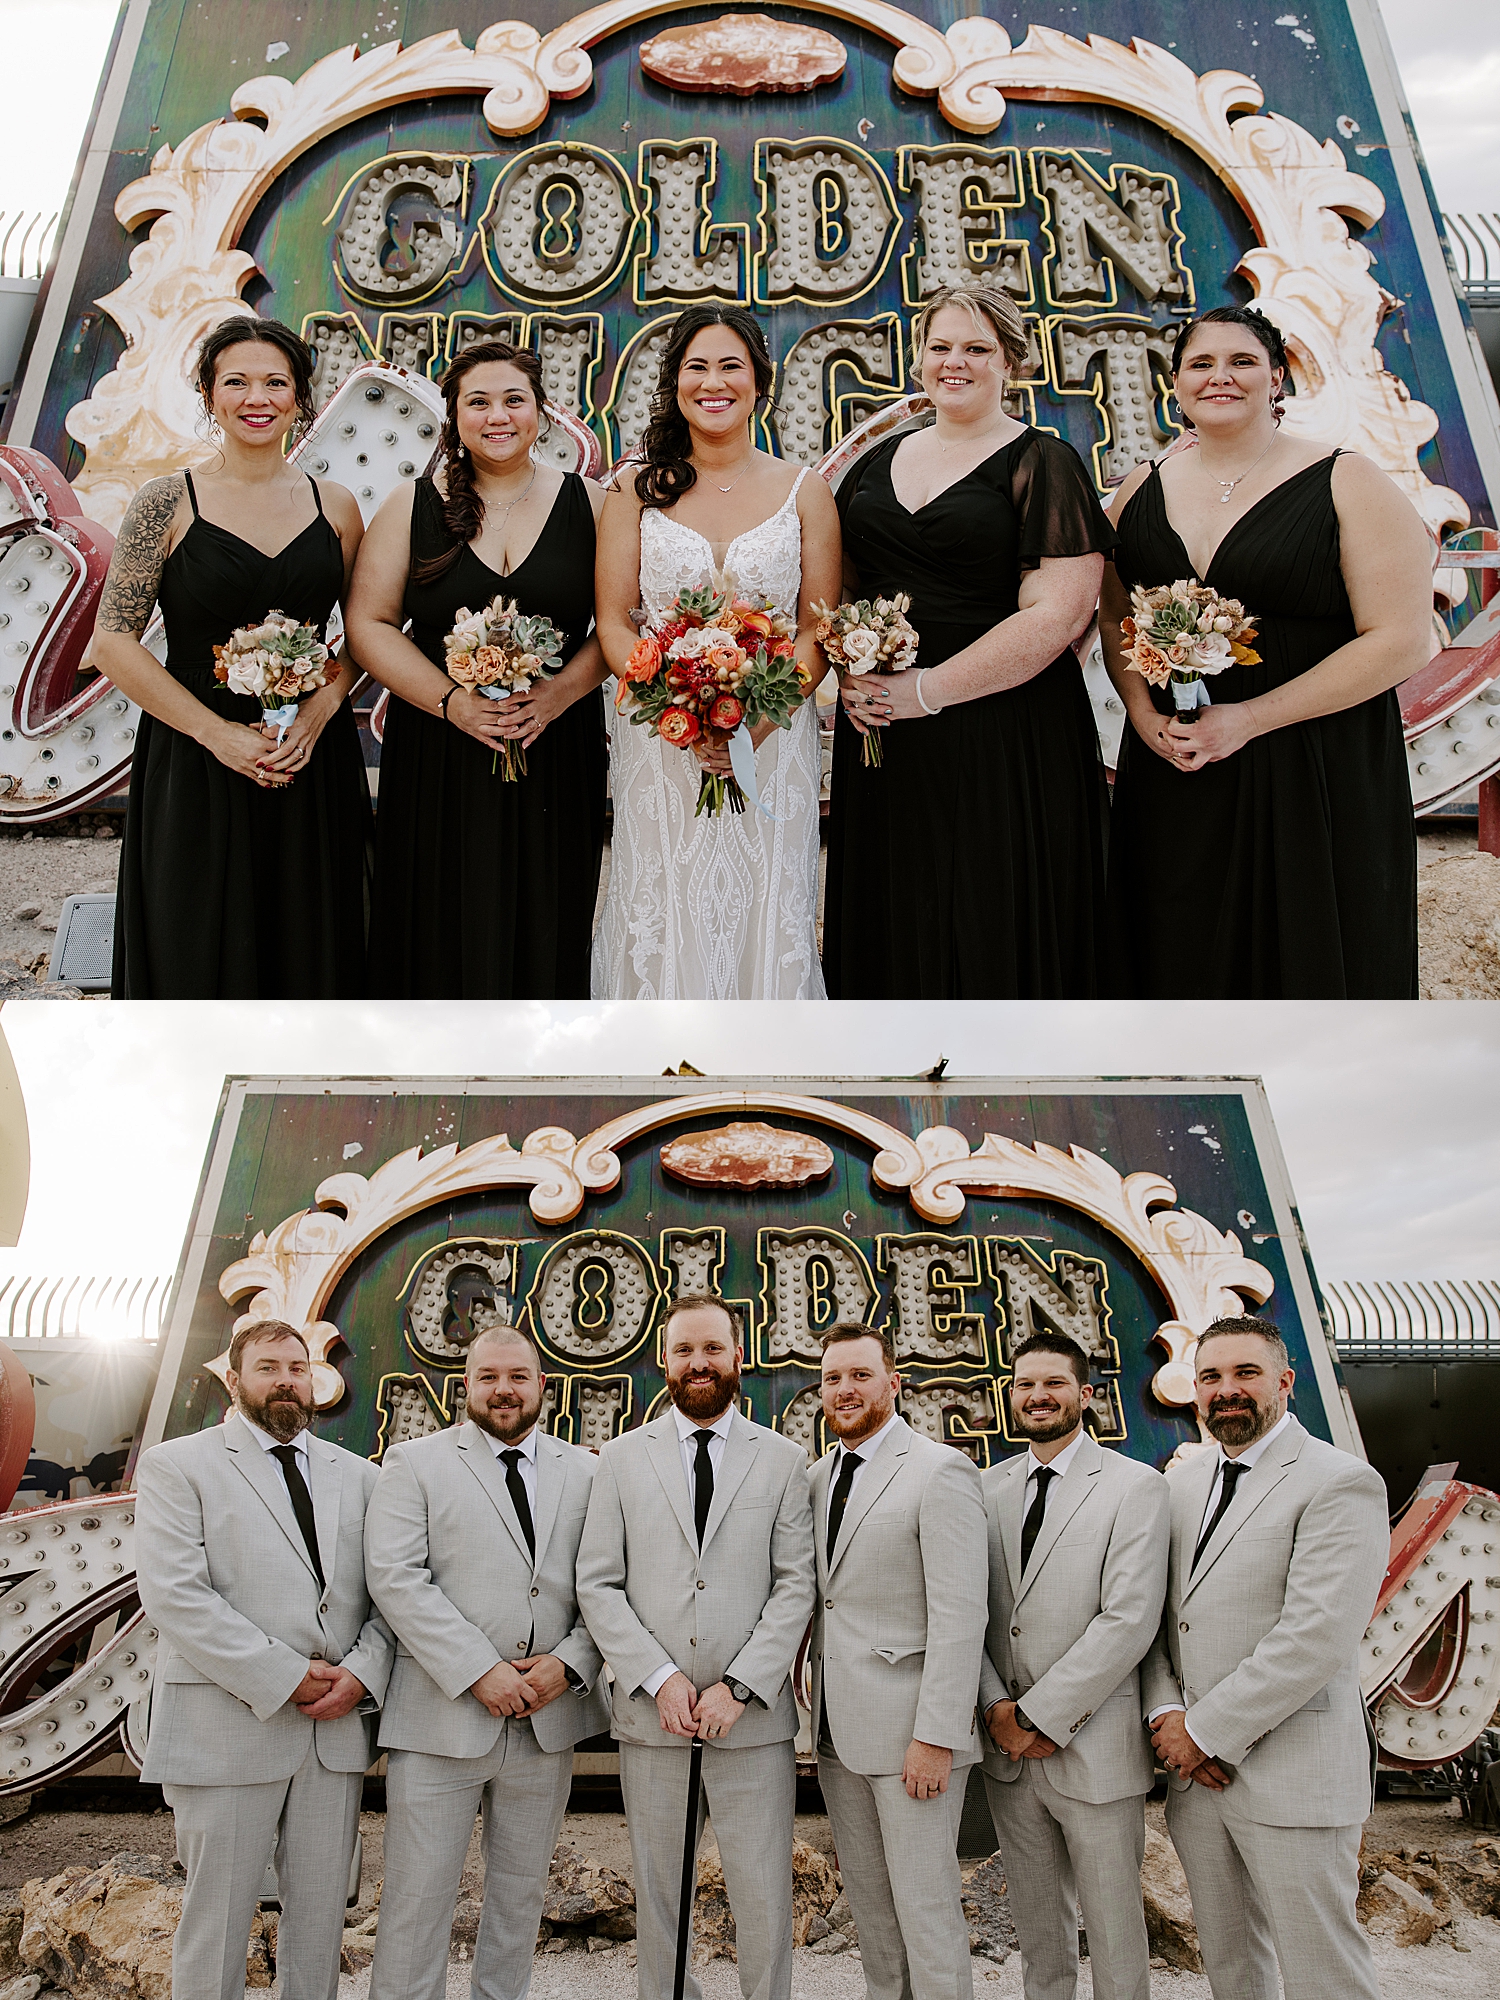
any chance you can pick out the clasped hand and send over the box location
[984,1698,1057,1763]
[1149,1710,1230,1791]
[1154,702,1258,771]
[291,1658,367,1720]
[470,1654,571,1718]
[653,1668,745,1740]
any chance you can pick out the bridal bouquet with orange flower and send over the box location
[444,594,565,779]
[618,579,811,816]
[811,593,919,766]
[212,610,331,745]
[1121,579,1259,721]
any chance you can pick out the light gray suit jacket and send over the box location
[979,1434,1168,1802]
[364,1421,609,1757]
[575,1410,816,1750]
[1141,1416,1389,1827]
[134,1413,394,1786]
[810,1417,988,1777]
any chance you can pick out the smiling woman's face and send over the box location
[676,325,758,443]
[454,361,541,469]
[918,304,1010,420]
[1174,325,1283,429]
[208,341,301,448]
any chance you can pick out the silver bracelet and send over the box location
[915,669,943,716]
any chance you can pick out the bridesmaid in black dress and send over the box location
[823,284,1115,998]
[93,317,370,997]
[347,341,607,997]
[1100,306,1431,997]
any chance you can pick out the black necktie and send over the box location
[501,1449,536,1559]
[826,1448,861,1557]
[1020,1464,1056,1574]
[271,1444,324,1588]
[1192,1460,1247,1571]
[693,1430,716,1548]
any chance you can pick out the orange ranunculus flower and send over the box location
[708,693,744,731]
[446,652,483,687]
[704,641,743,676]
[1131,639,1172,686]
[658,706,701,746]
[738,609,774,640]
[625,633,662,684]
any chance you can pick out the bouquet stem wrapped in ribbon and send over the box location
[443,595,566,779]
[617,578,812,817]
[812,594,919,766]
[1120,578,1260,722]
[212,610,331,751]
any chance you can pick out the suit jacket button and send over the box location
[531,1587,540,1598]
[826,1600,834,1610]
[696,1580,705,1590]
[1179,1621,1189,1632]
[1011,1627,1021,1638]
[689,1637,697,1646]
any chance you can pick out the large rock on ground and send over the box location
[1357,1868,1445,1946]
[0,1894,24,1979]
[690,1836,839,1963]
[20,1855,183,1999]
[1140,1829,1202,1973]
[960,1855,1017,1962]
[1418,851,1500,997]
[541,1847,636,1938]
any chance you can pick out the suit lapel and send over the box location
[827,1420,909,1578]
[221,1414,320,1584]
[304,1435,342,1594]
[811,1451,832,1579]
[644,1417,700,1556]
[457,1421,534,1568]
[531,1433,566,1570]
[1013,1438,1101,1608]
[699,1415,758,1556]
[994,1457,1028,1600]
[1181,1421,1306,1601]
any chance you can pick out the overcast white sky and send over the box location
[2,1000,1497,1283]
[0,2,1495,224]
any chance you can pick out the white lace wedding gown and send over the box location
[591,470,826,999]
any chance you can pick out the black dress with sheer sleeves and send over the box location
[1104,454,1418,998]
[110,471,371,998]
[821,427,1115,999]
[366,473,606,998]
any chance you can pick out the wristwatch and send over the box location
[1013,1703,1037,1734]
[726,1678,755,1706]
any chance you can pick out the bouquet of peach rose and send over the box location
[444,594,565,778]
[212,610,331,745]
[812,593,919,766]
[1121,579,1259,722]
[617,578,812,816]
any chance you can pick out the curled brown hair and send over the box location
[911,284,1029,374]
[195,317,318,440]
[636,306,774,513]
[414,341,549,585]
[227,1319,310,1375]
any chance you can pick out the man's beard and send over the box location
[668,1365,740,1422]
[239,1384,313,1443]
[1015,1399,1079,1445]
[468,1388,543,1443]
[826,1391,894,1443]
[1204,1394,1278,1449]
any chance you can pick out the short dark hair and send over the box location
[195,316,318,439]
[663,1292,744,1347]
[465,1325,544,1372]
[1195,1315,1290,1372]
[819,1321,895,1369]
[227,1320,310,1375]
[1011,1331,1091,1386]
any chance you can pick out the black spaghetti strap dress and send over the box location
[822,428,1115,998]
[111,472,371,997]
[366,473,607,997]
[1105,455,1418,997]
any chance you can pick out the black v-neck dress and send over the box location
[822,428,1115,998]
[111,472,371,998]
[366,474,606,997]
[1105,455,1417,998]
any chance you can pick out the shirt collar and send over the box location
[673,1402,737,1445]
[838,1408,902,1465]
[485,1422,540,1462]
[1026,1429,1086,1480]
[241,1413,309,1455]
[1215,1407,1293,1471]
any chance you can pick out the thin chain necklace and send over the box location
[1204,435,1277,505]
[484,464,537,523]
[708,455,757,494]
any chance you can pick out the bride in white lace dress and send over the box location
[592,307,842,998]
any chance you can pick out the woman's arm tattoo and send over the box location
[95,476,182,636]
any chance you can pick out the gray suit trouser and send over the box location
[619,1738,795,2000]
[983,1767,1149,2000]
[817,1746,973,2000]
[1166,1784,1380,2000]
[165,1744,362,2000]
[369,1717,573,2000]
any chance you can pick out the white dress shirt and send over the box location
[243,1413,311,1491]
[1022,1428,1086,1522]
[825,1408,903,1528]
[642,1402,739,1698]
[483,1419,539,1511]
[1151,1408,1294,1749]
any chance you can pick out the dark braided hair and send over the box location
[1170,306,1290,428]
[414,340,549,584]
[195,316,318,440]
[636,306,774,512]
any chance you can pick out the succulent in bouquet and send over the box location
[1121,579,1259,722]
[444,595,566,778]
[212,610,331,750]
[812,593,920,766]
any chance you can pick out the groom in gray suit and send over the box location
[363,1325,609,2000]
[809,1323,988,2000]
[979,1332,1168,2000]
[576,1293,815,2000]
[135,1321,393,2000]
[1144,1316,1389,2000]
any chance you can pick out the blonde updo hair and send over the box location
[911,283,1029,374]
